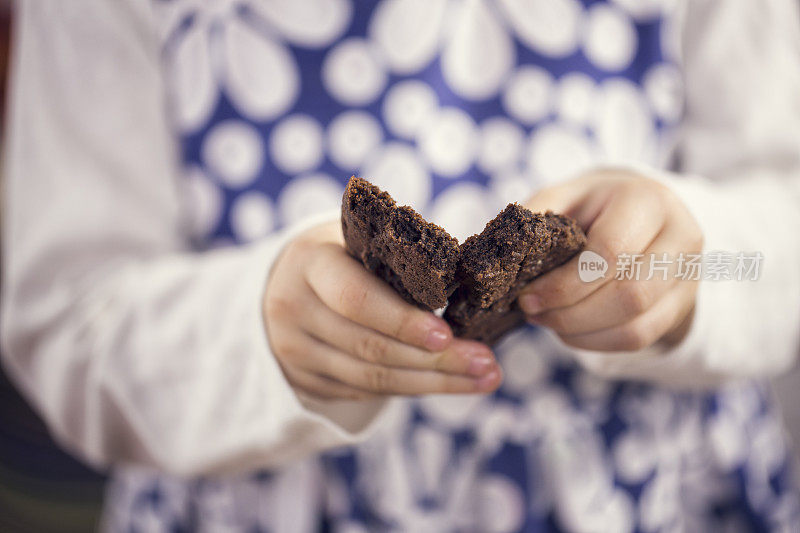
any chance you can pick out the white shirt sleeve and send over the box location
[572,0,800,387]
[0,1,388,476]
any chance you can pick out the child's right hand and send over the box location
[263,220,502,401]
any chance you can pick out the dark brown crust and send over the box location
[443,204,586,344]
[341,177,461,310]
[341,178,586,343]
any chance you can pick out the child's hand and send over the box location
[518,169,703,352]
[264,220,502,401]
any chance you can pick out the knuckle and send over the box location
[542,310,568,333]
[265,294,297,321]
[340,390,361,401]
[534,276,571,307]
[434,348,469,373]
[601,237,628,264]
[651,193,670,218]
[538,281,562,304]
[620,282,651,314]
[348,390,376,401]
[644,179,668,197]
[617,322,653,351]
[363,365,395,393]
[283,370,303,390]
[525,186,561,210]
[619,179,645,196]
[438,375,471,394]
[630,177,666,202]
[338,281,369,317]
[270,336,298,360]
[284,237,315,263]
[393,308,417,340]
[354,334,391,364]
[434,376,456,394]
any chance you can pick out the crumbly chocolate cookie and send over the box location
[443,204,586,344]
[341,176,461,311]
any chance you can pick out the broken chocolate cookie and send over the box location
[444,204,586,344]
[341,177,461,311]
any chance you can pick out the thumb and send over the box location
[524,180,597,225]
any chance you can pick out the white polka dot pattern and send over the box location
[583,4,638,72]
[527,123,597,184]
[592,78,657,164]
[427,182,494,242]
[230,191,276,242]
[327,111,383,170]
[502,66,554,125]
[478,117,525,174]
[269,114,325,174]
[382,81,438,139]
[477,475,527,533]
[202,121,264,187]
[556,73,596,126]
[643,62,683,122]
[323,38,387,105]
[361,142,431,209]
[418,107,479,178]
[278,172,343,226]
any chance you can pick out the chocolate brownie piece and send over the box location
[444,204,586,344]
[341,176,461,311]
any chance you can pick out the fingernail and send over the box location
[476,369,502,392]
[424,328,451,352]
[519,293,543,314]
[467,353,495,376]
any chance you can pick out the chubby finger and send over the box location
[519,183,668,314]
[300,336,503,395]
[556,282,696,352]
[282,365,380,401]
[525,180,621,231]
[524,180,595,217]
[305,243,453,351]
[526,220,697,335]
[299,290,497,377]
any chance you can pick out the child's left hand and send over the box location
[518,169,703,352]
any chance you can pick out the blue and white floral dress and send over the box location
[105,1,798,531]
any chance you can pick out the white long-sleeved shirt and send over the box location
[2,0,799,477]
